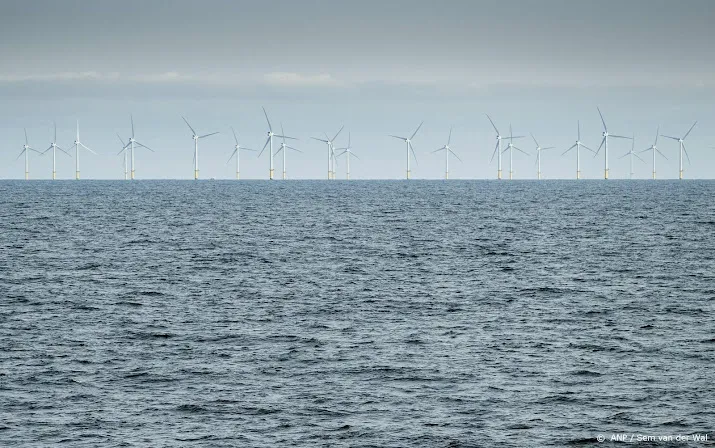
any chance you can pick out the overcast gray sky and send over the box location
[1,0,714,179]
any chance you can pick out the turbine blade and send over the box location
[258,136,271,158]
[542,147,555,150]
[134,141,155,152]
[16,149,26,160]
[331,125,344,143]
[226,149,237,164]
[447,127,453,145]
[654,126,659,146]
[287,146,302,153]
[581,144,596,153]
[577,120,581,141]
[54,121,57,143]
[656,148,668,160]
[281,123,286,145]
[595,137,605,156]
[597,107,607,131]
[81,143,97,155]
[432,147,445,153]
[262,106,272,132]
[682,144,692,164]
[683,121,697,139]
[514,146,529,156]
[531,133,539,147]
[389,135,406,141]
[634,153,646,163]
[409,141,418,165]
[182,116,196,135]
[198,132,219,139]
[486,114,499,135]
[490,141,500,163]
[231,126,238,145]
[410,121,423,140]
[351,153,360,160]
[274,135,297,140]
[610,134,632,139]
[311,137,329,143]
[562,144,577,155]
[510,135,525,139]
[449,149,462,163]
[661,135,680,141]
[618,152,630,159]
[241,148,256,151]
[116,133,126,147]
[57,146,72,157]
[130,114,135,138]
[24,128,28,145]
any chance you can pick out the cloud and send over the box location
[262,72,343,87]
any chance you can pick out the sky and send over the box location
[1,0,714,180]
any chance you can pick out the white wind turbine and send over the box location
[432,127,462,179]
[227,127,255,180]
[311,126,344,180]
[118,115,154,180]
[562,121,594,179]
[389,121,422,180]
[661,121,697,180]
[16,129,41,180]
[486,115,518,180]
[258,107,295,180]
[335,132,359,180]
[274,124,301,180]
[638,127,667,180]
[117,134,129,179]
[530,133,554,180]
[595,107,632,179]
[41,122,71,179]
[66,121,96,180]
[619,133,645,179]
[182,117,218,180]
[500,125,527,180]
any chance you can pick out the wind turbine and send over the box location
[619,133,645,179]
[432,127,462,179]
[66,121,96,180]
[335,132,359,180]
[41,122,71,179]
[16,129,41,180]
[486,115,517,180]
[227,127,255,180]
[117,134,129,179]
[119,115,154,180]
[530,133,554,180]
[595,107,632,179]
[500,125,527,180]
[258,107,295,180]
[562,121,594,179]
[389,121,422,179]
[311,126,344,180]
[639,128,667,179]
[274,124,301,180]
[182,116,218,180]
[661,121,697,180]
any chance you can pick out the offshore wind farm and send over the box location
[2,2,715,448]
[5,108,713,180]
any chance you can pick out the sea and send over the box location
[1,180,713,447]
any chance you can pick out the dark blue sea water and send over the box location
[1,180,714,447]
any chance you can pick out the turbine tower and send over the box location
[335,132,359,180]
[530,133,554,180]
[311,126,344,180]
[274,124,301,180]
[562,121,594,179]
[638,127,667,180]
[119,115,154,180]
[117,134,129,179]
[487,115,513,180]
[500,125,527,180]
[619,134,645,179]
[595,107,632,179]
[661,122,697,180]
[182,117,218,180]
[389,121,422,180]
[227,127,255,180]
[42,122,71,179]
[66,121,96,180]
[16,129,40,180]
[432,127,462,179]
[259,107,294,180]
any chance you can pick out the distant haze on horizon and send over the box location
[1,0,714,180]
